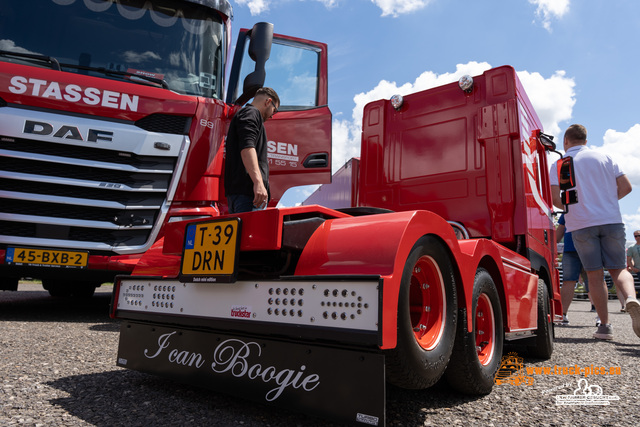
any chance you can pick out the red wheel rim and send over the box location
[475,293,495,365]
[409,255,446,350]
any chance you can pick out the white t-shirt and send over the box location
[549,145,624,232]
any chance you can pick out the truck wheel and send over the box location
[444,268,503,395]
[42,280,71,298]
[528,279,554,359]
[71,282,98,298]
[386,236,457,389]
[0,276,19,291]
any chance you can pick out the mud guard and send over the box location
[117,322,386,426]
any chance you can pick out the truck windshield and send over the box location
[0,0,226,99]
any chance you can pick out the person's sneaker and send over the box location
[561,315,570,325]
[593,324,613,340]
[595,316,601,327]
[625,298,640,339]
[590,305,596,312]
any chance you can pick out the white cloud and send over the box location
[623,207,640,239]
[0,39,39,55]
[371,0,432,17]
[235,0,270,15]
[529,0,570,31]
[331,117,360,172]
[597,124,640,188]
[516,70,575,136]
[236,0,337,16]
[601,126,640,242]
[316,0,338,7]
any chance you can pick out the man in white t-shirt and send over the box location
[550,124,639,340]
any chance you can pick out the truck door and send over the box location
[226,28,332,206]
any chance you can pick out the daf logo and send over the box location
[23,120,113,142]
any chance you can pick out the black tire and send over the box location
[385,235,457,389]
[43,280,98,298]
[42,280,71,298]
[445,268,503,395]
[71,282,98,298]
[0,276,19,291]
[528,279,554,359]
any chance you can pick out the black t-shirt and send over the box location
[224,105,270,197]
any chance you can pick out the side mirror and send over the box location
[557,156,575,191]
[557,157,578,210]
[539,132,556,151]
[235,22,273,106]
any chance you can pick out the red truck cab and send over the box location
[0,0,331,296]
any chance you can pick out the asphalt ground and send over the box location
[1,282,639,426]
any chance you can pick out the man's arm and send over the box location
[616,174,632,199]
[551,185,563,210]
[556,224,565,244]
[240,147,268,208]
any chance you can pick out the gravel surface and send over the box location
[1,283,639,426]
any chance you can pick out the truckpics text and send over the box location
[0,0,331,297]
[110,65,562,425]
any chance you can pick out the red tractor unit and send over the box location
[110,66,561,425]
[0,0,331,296]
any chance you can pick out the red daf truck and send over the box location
[110,66,561,425]
[0,0,331,296]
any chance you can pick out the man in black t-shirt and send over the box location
[224,87,280,213]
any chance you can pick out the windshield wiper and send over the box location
[59,63,169,89]
[0,50,61,71]
[0,51,168,89]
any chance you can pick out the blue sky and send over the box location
[229,0,640,243]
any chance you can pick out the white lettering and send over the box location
[267,141,298,157]
[141,334,321,402]
[9,76,28,94]
[83,87,101,105]
[120,93,139,111]
[30,78,47,96]
[64,84,82,102]
[144,331,176,359]
[210,339,320,402]
[102,90,120,109]
[169,348,205,368]
[42,81,62,100]
[7,75,139,111]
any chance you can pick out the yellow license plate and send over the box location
[180,218,241,282]
[6,247,88,268]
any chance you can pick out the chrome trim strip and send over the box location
[0,149,173,174]
[0,190,161,210]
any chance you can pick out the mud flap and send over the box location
[117,322,386,426]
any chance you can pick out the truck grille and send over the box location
[0,107,189,255]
